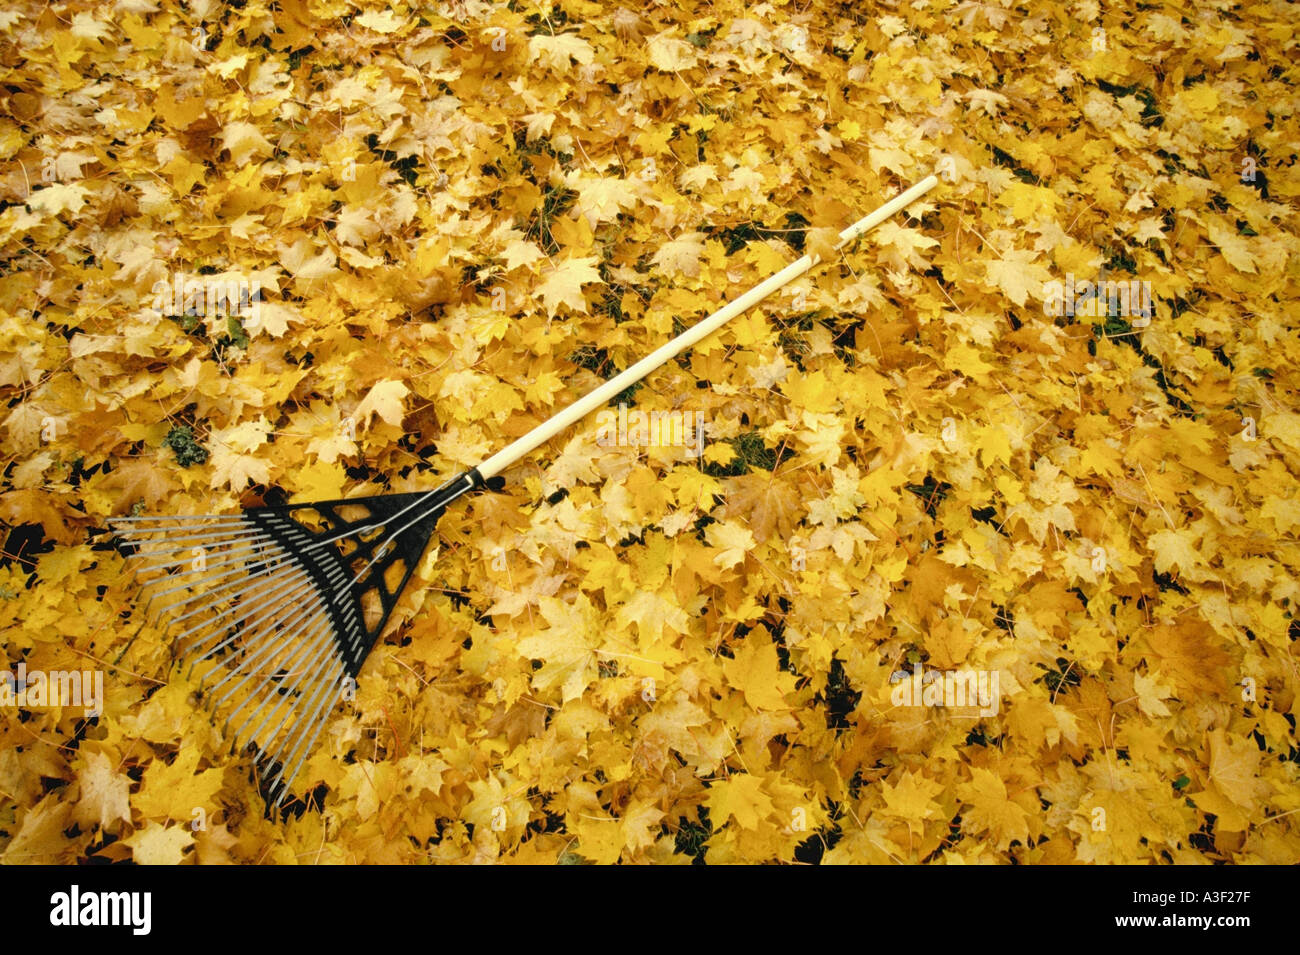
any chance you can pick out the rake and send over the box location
[111,173,941,809]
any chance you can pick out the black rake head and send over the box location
[110,469,482,809]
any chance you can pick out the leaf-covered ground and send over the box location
[1,0,1298,863]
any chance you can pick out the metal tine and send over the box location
[144,566,256,622]
[112,530,254,550]
[133,527,275,571]
[181,578,316,680]
[123,512,374,563]
[151,560,304,633]
[143,565,302,648]
[132,541,266,574]
[250,627,339,744]
[117,525,268,556]
[262,646,339,752]
[159,571,304,654]
[139,535,288,614]
[237,630,339,764]
[137,534,283,599]
[216,625,334,757]
[271,697,339,809]
[240,638,339,766]
[246,639,340,769]
[173,588,312,679]
[178,571,315,671]
[161,563,306,653]
[111,521,257,540]
[167,551,303,622]
[263,657,346,805]
[266,680,344,809]
[110,513,256,523]
[202,590,329,703]
[225,625,334,757]
[201,613,329,751]
[113,520,259,542]
[133,532,282,577]
[112,523,260,549]
[267,656,348,806]
[218,607,333,736]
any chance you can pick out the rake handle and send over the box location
[476,173,941,481]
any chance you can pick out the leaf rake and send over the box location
[111,174,941,810]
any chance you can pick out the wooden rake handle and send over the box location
[476,173,941,481]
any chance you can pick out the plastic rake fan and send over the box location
[111,174,941,809]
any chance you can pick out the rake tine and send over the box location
[133,534,283,577]
[202,591,329,702]
[141,564,301,645]
[238,637,339,765]
[252,649,339,763]
[222,629,335,756]
[118,526,269,556]
[184,601,319,692]
[163,569,310,662]
[220,613,334,739]
[154,561,304,633]
[143,553,292,615]
[111,513,251,522]
[110,523,253,542]
[265,666,346,809]
[139,535,283,614]
[221,611,334,741]
[111,519,259,538]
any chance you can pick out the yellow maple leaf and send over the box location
[537,256,603,317]
[74,751,132,834]
[134,747,224,822]
[646,31,698,71]
[501,236,546,272]
[983,249,1053,307]
[528,33,595,70]
[572,814,624,864]
[219,121,273,165]
[126,821,194,864]
[1206,219,1257,273]
[207,418,272,490]
[651,231,706,278]
[957,767,1029,851]
[705,773,775,830]
[881,770,945,834]
[705,520,754,570]
[353,379,409,428]
[1148,528,1202,575]
[515,595,604,702]
[722,631,797,710]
